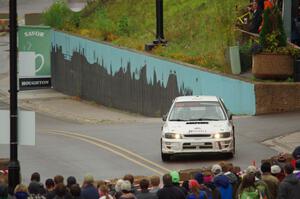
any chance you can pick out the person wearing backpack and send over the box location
[186,180,207,199]
[238,173,261,199]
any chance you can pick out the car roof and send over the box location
[174,95,219,102]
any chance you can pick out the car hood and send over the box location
[163,120,232,134]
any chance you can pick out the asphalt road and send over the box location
[1,104,300,184]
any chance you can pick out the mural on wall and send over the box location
[52,46,193,116]
[51,31,256,116]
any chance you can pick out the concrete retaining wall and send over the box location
[51,31,256,116]
[255,83,300,114]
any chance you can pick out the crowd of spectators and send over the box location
[0,146,300,199]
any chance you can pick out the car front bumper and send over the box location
[161,137,234,154]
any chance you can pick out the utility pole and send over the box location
[8,0,20,194]
[145,0,167,51]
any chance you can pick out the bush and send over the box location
[43,0,72,29]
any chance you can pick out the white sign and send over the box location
[0,110,35,145]
[18,51,44,77]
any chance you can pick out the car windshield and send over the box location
[168,101,226,121]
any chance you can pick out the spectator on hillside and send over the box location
[45,179,55,195]
[119,181,136,199]
[14,184,29,199]
[99,185,113,199]
[277,163,300,199]
[186,180,207,199]
[30,172,46,195]
[211,164,232,199]
[28,181,46,199]
[293,159,300,180]
[123,174,137,194]
[136,179,157,199]
[157,174,185,199]
[264,0,273,10]
[249,1,262,33]
[260,162,279,199]
[81,174,99,199]
[70,184,82,199]
[149,176,160,194]
[271,165,285,182]
[169,171,188,196]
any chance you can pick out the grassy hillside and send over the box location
[44,0,248,72]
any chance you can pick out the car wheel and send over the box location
[161,152,171,162]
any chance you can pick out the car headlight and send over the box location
[164,133,182,139]
[213,132,231,139]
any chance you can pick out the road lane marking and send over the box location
[43,129,171,175]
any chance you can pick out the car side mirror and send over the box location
[228,112,233,120]
[162,114,167,121]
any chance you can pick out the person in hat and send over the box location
[157,174,185,199]
[211,164,232,199]
[169,171,187,196]
[271,165,285,182]
[186,180,207,199]
[81,174,99,199]
[119,180,136,199]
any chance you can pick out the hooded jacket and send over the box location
[15,192,29,199]
[157,185,185,199]
[213,175,232,199]
[277,174,300,199]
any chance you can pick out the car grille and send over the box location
[184,134,211,138]
[182,142,213,149]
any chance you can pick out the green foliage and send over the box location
[259,7,287,52]
[117,16,130,36]
[43,0,72,29]
[44,0,250,72]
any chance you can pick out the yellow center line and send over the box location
[43,130,170,175]
[45,129,171,173]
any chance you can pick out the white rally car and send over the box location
[161,96,235,161]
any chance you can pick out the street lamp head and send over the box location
[67,0,87,12]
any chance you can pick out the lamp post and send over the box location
[8,0,20,195]
[145,0,167,51]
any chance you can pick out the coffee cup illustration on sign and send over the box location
[18,51,44,76]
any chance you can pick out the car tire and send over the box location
[161,152,171,162]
